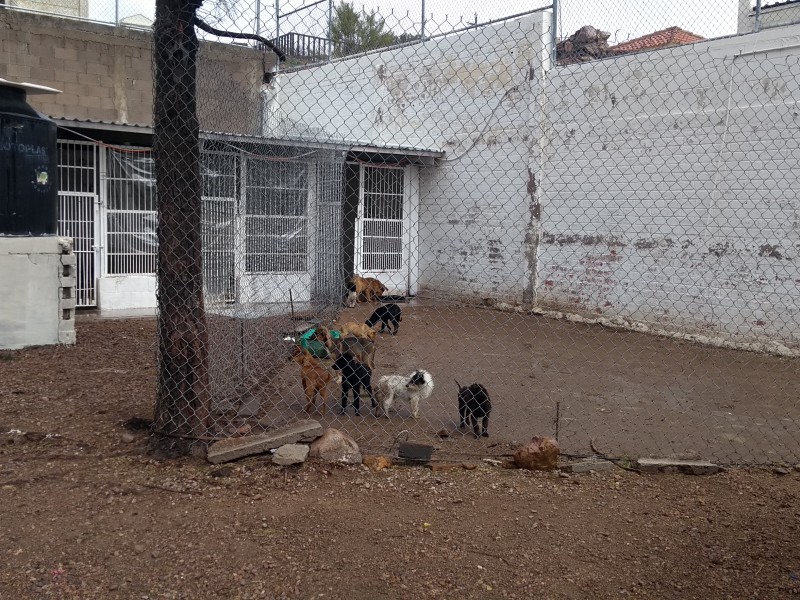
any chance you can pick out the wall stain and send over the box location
[542,233,627,247]
[759,244,783,259]
[527,168,540,220]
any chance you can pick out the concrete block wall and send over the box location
[0,9,271,134]
[0,236,76,350]
[538,25,800,344]
[280,14,550,303]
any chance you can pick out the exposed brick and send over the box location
[54,46,78,61]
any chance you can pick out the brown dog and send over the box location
[363,277,387,303]
[292,347,335,415]
[348,276,387,303]
[338,321,377,341]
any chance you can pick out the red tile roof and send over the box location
[610,26,704,54]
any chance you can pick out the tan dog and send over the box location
[292,347,335,415]
[363,277,388,303]
[338,321,377,341]
[348,276,387,303]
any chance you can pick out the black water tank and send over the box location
[0,80,59,235]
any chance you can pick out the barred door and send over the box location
[354,164,412,296]
[57,141,100,307]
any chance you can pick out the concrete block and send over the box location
[207,419,323,464]
[0,236,76,350]
[561,459,615,474]
[635,458,723,475]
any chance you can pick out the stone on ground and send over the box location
[309,428,362,464]
[272,444,309,466]
[513,436,560,471]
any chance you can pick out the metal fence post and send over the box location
[276,0,280,41]
[755,0,763,32]
[421,0,426,40]
[328,0,333,61]
[551,0,558,67]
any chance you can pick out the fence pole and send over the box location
[754,0,763,32]
[115,0,118,25]
[255,0,261,36]
[550,0,559,67]
[328,0,333,61]
[275,0,280,41]
[421,0,426,40]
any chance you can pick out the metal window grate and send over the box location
[104,148,158,276]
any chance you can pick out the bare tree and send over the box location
[152,0,210,440]
[151,0,284,445]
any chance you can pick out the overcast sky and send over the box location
[95,0,739,45]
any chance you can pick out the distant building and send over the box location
[6,0,88,19]
[556,25,704,66]
[119,13,154,29]
[738,0,800,33]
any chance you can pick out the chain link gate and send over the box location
[141,0,800,465]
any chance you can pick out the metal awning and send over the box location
[51,117,444,166]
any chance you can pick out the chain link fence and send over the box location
[34,0,781,464]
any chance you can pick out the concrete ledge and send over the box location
[0,236,71,254]
[635,458,723,475]
[207,419,323,464]
[561,459,615,474]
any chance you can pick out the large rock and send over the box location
[513,436,560,471]
[272,444,309,466]
[308,428,362,464]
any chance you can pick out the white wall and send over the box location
[281,18,800,347]
[98,275,156,311]
[280,13,552,303]
[0,236,76,350]
[538,25,800,344]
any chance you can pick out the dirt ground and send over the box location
[1,310,800,598]
[209,300,799,465]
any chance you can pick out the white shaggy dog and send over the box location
[375,370,434,419]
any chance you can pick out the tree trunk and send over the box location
[152,0,210,439]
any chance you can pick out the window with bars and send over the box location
[244,158,309,273]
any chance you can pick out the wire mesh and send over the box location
[89,0,798,463]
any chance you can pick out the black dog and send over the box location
[456,381,492,438]
[365,303,402,335]
[331,352,375,416]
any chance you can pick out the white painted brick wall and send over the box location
[539,25,800,344]
[280,13,551,304]
[280,17,800,346]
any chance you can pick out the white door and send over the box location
[354,164,417,296]
[57,141,100,307]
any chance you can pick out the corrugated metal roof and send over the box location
[51,116,443,158]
